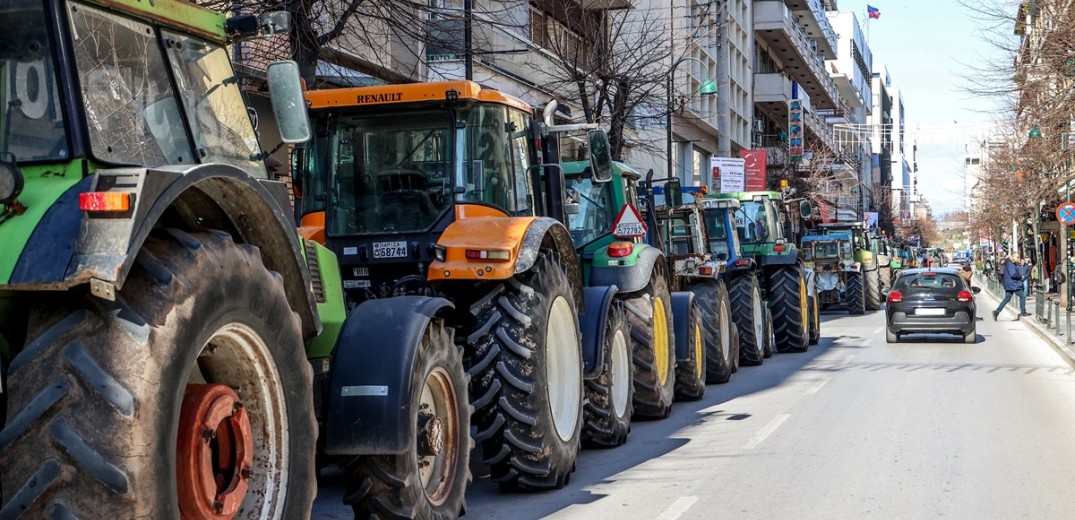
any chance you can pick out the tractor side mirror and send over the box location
[799,200,813,218]
[972,286,982,294]
[267,61,311,144]
[587,130,613,183]
[666,177,683,208]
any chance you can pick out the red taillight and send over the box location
[608,242,634,258]
[957,290,973,302]
[698,266,714,276]
[465,249,511,261]
[79,192,131,212]
[773,244,787,252]
[887,290,903,303]
[735,259,750,266]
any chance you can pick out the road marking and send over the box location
[655,496,699,520]
[839,354,855,368]
[742,413,791,449]
[804,377,830,395]
[873,325,884,335]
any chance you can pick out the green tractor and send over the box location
[707,190,820,352]
[0,1,335,516]
[818,222,881,311]
[802,232,866,314]
[871,234,897,291]
[562,161,708,419]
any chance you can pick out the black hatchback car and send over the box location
[885,268,981,343]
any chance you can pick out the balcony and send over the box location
[575,0,634,9]
[786,0,838,58]
[754,72,795,118]
[754,1,839,109]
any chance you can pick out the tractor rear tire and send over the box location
[468,251,583,490]
[621,269,675,419]
[808,295,821,346]
[581,301,633,448]
[729,273,765,366]
[769,265,810,353]
[673,300,706,401]
[879,266,893,292]
[847,271,866,315]
[865,269,882,311]
[344,319,471,519]
[689,282,733,385]
[763,306,776,357]
[0,230,316,519]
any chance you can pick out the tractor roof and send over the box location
[88,0,228,42]
[802,231,852,242]
[562,161,641,179]
[707,190,782,202]
[305,80,533,113]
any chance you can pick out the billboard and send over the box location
[739,150,768,191]
[711,157,745,193]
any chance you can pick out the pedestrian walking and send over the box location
[1019,258,1032,317]
[992,255,1027,321]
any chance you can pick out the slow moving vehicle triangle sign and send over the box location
[612,204,647,238]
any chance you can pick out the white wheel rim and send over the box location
[194,323,288,520]
[719,299,731,359]
[752,286,764,349]
[546,296,581,442]
[610,328,629,418]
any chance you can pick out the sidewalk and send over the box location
[976,275,1075,369]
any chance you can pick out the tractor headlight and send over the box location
[0,160,24,205]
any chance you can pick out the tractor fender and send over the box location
[759,253,799,269]
[9,164,320,339]
[590,245,665,294]
[517,217,584,309]
[579,285,618,379]
[322,295,454,455]
[670,291,696,361]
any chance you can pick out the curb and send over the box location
[977,284,1075,370]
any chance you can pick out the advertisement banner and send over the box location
[711,157,746,193]
[789,99,804,162]
[739,150,768,191]
[865,211,879,230]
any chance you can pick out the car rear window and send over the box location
[895,273,964,291]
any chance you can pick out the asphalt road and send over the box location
[313,301,1075,519]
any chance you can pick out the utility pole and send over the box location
[464,0,473,80]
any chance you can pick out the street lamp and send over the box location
[667,56,716,183]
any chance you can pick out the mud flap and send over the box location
[323,296,453,455]
[580,285,619,379]
[670,291,695,360]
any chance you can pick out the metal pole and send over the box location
[667,73,674,179]
[464,0,473,81]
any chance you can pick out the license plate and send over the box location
[372,241,408,259]
[915,308,945,316]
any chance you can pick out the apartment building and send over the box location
[822,11,872,214]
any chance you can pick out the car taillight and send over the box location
[608,242,634,258]
[887,290,903,303]
[957,290,973,302]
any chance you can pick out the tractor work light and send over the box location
[79,192,131,212]
[0,159,23,205]
[607,242,634,258]
[465,249,510,261]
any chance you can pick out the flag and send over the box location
[867,5,881,19]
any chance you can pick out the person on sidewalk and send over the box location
[993,254,1027,321]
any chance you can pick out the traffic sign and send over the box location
[612,204,647,238]
[1057,202,1075,226]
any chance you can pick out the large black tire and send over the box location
[468,251,583,490]
[673,300,706,401]
[769,265,810,353]
[690,282,733,385]
[847,271,866,315]
[581,301,633,448]
[728,273,765,366]
[0,230,316,518]
[344,320,470,519]
[763,306,776,357]
[808,295,821,346]
[865,269,881,311]
[879,266,893,291]
[621,268,675,419]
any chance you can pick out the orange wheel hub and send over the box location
[177,384,253,520]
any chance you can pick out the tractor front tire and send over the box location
[344,319,470,519]
[847,271,866,315]
[673,300,706,400]
[581,301,633,448]
[691,282,733,385]
[621,269,676,419]
[729,273,766,366]
[865,269,882,311]
[0,230,316,519]
[769,265,810,353]
[468,251,583,490]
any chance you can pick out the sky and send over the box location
[859,0,1012,216]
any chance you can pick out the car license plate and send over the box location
[915,308,945,316]
[372,241,408,259]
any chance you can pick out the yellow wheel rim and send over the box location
[653,297,670,386]
[694,323,704,378]
[799,279,808,333]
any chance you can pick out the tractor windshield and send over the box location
[566,171,614,246]
[703,208,730,260]
[811,241,840,259]
[735,200,775,245]
[0,0,68,162]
